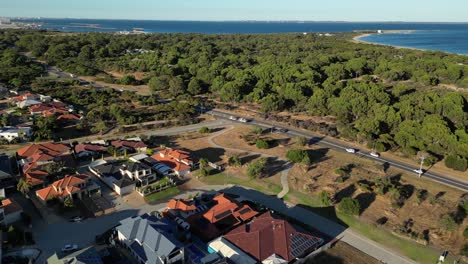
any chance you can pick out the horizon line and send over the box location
[8,16,468,24]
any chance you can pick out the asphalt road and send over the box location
[208,109,468,192]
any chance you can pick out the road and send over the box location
[223,186,417,264]
[208,109,468,192]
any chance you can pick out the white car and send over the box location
[414,169,424,174]
[370,152,380,157]
[238,117,248,123]
[229,116,237,121]
[61,244,78,252]
[345,148,356,153]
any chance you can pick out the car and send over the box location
[61,244,78,252]
[345,148,356,153]
[229,116,237,121]
[278,128,288,133]
[69,216,84,222]
[370,152,380,157]
[439,250,448,262]
[238,117,248,123]
[413,169,424,174]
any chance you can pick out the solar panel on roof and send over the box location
[290,233,323,257]
[214,210,231,220]
[238,208,251,215]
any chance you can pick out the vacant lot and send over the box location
[307,242,379,264]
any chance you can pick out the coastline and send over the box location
[351,30,456,54]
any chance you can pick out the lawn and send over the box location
[144,187,180,204]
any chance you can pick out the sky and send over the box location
[2,0,467,22]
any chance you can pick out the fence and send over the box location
[137,181,176,196]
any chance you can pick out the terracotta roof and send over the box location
[224,212,323,262]
[111,140,147,150]
[167,199,196,211]
[74,143,108,154]
[152,150,191,173]
[25,170,48,186]
[203,193,258,224]
[36,174,89,201]
[0,198,23,215]
[57,114,81,121]
[29,103,53,113]
[17,143,71,158]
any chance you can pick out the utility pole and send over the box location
[417,151,428,178]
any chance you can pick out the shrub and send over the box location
[286,149,309,163]
[255,139,270,149]
[445,155,467,171]
[318,191,332,206]
[250,126,263,135]
[461,244,468,257]
[337,197,360,215]
[439,214,457,231]
[228,156,242,167]
[247,158,268,179]
[200,168,209,178]
[198,127,211,134]
[296,136,307,146]
[464,227,468,239]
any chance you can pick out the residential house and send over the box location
[207,237,257,264]
[0,198,23,226]
[223,212,324,263]
[17,143,74,187]
[186,193,258,241]
[0,126,32,142]
[166,198,197,218]
[17,99,42,109]
[57,113,82,124]
[9,92,39,103]
[47,246,103,264]
[74,143,108,158]
[151,148,193,177]
[111,139,148,153]
[120,162,156,187]
[116,214,185,264]
[88,161,135,196]
[35,174,101,205]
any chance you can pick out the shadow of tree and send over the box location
[193,147,226,163]
[355,192,376,215]
[333,184,356,203]
[306,251,344,264]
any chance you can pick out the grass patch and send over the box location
[200,171,282,195]
[144,187,180,204]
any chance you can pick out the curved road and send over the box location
[208,109,468,192]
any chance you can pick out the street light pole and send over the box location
[418,158,424,178]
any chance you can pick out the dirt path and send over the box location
[207,126,291,198]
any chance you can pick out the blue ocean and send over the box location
[13,18,468,55]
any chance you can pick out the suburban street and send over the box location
[209,109,468,192]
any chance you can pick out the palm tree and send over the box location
[17,178,31,197]
[199,158,209,169]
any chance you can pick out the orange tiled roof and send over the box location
[167,199,196,211]
[0,198,23,215]
[25,170,48,186]
[152,151,191,173]
[57,114,81,121]
[203,193,258,224]
[36,174,89,201]
[17,143,70,158]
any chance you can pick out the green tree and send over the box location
[444,155,467,171]
[255,139,270,149]
[228,155,242,167]
[296,136,307,146]
[17,178,31,196]
[337,197,360,215]
[246,158,268,179]
[439,214,457,231]
[188,78,204,95]
[198,127,211,134]
[199,158,209,169]
[64,196,74,208]
[318,190,332,206]
[286,149,309,163]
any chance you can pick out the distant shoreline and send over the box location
[352,30,434,52]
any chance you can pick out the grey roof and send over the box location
[47,246,103,264]
[93,163,122,179]
[122,162,151,172]
[114,177,135,188]
[117,215,183,264]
